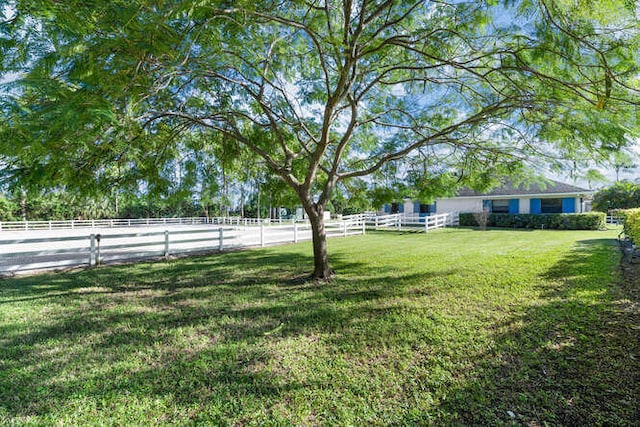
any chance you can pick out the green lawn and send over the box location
[1,228,638,425]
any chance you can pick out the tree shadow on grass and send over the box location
[0,245,327,300]
[428,237,639,425]
[4,235,634,424]
[1,242,467,422]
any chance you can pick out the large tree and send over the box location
[593,180,640,212]
[1,0,639,278]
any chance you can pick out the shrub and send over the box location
[563,212,606,230]
[342,207,363,216]
[459,212,605,230]
[621,208,640,244]
[459,213,477,226]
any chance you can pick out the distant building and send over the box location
[382,180,592,215]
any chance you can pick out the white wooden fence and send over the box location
[0,212,458,275]
[344,212,459,232]
[606,214,623,225]
[0,220,366,275]
[0,212,458,232]
[0,216,289,231]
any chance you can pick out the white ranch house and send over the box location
[383,180,592,216]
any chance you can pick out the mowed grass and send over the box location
[1,228,638,425]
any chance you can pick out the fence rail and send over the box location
[0,212,459,275]
[0,216,302,231]
[606,214,624,225]
[343,212,459,231]
[0,219,366,275]
[0,217,211,231]
[0,212,459,232]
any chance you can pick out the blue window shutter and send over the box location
[399,203,404,213]
[509,199,519,214]
[383,204,390,213]
[414,201,420,213]
[530,198,541,214]
[482,199,492,212]
[562,198,576,213]
[431,202,436,213]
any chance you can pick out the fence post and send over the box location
[294,222,298,243]
[49,221,52,231]
[0,221,2,231]
[96,234,102,266]
[219,228,224,251]
[343,221,347,237]
[260,224,265,247]
[164,230,170,257]
[89,234,96,266]
[362,218,366,235]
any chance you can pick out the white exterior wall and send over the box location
[403,199,415,215]
[425,194,589,215]
[436,198,483,214]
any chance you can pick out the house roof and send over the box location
[455,179,591,198]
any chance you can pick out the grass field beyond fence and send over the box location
[1,228,638,425]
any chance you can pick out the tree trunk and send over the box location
[240,187,245,218]
[256,181,261,219]
[20,187,27,221]
[305,204,332,280]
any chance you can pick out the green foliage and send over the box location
[2,0,639,276]
[0,190,207,221]
[329,179,373,215]
[593,181,640,212]
[621,208,640,244]
[0,195,17,221]
[2,0,638,196]
[460,212,606,230]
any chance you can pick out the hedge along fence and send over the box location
[459,212,606,230]
[620,208,640,243]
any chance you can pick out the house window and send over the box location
[541,198,563,213]
[419,203,434,214]
[391,203,400,214]
[491,199,510,214]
